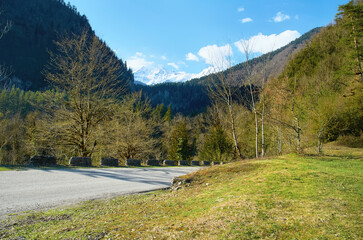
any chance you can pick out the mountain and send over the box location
[134,66,192,85]
[138,28,321,115]
[0,0,133,90]
[189,27,322,86]
[134,65,215,85]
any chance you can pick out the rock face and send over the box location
[179,160,189,166]
[191,161,201,166]
[29,156,57,166]
[163,160,175,166]
[203,161,211,166]
[126,159,141,166]
[69,157,92,167]
[101,158,118,167]
[146,160,160,166]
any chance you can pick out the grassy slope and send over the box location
[1,143,362,239]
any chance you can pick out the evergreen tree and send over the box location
[168,120,193,161]
[199,123,234,162]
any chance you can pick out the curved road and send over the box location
[0,167,200,217]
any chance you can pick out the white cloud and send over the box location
[167,62,179,70]
[237,7,245,12]
[273,11,290,22]
[198,44,233,70]
[127,52,155,72]
[161,55,167,60]
[186,52,199,62]
[240,17,253,23]
[234,30,301,55]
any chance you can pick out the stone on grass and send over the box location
[170,177,186,191]
[69,157,92,167]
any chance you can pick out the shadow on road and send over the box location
[36,167,199,186]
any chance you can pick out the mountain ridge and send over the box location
[0,0,133,90]
[137,27,322,115]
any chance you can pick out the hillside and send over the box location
[190,27,321,86]
[1,143,362,239]
[138,28,321,115]
[0,0,133,90]
[264,0,363,150]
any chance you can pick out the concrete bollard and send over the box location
[163,160,175,166]
[191,161,201,166]
[179,160,189,166]
[29,156,57,166]
[69,157,92,167]
[146,160,160,166]
[203,161,211,166]
[126,159,141,166]
[101,158,118,167]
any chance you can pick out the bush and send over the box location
[336,134,363,148]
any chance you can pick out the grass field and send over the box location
[1,143,362,239]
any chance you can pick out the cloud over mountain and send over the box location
[234,30,301,54]
[186,52,199,62]
[197,44,233,70]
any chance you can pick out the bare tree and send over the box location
[206,52,243,159]
[101,92,157,160]
[0,10,12,40]
[44,30,131,157]
[239,41,260,158]
[0,10,12,87]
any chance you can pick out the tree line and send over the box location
[0,1,362,166]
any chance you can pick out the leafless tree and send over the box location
[0,10,12,40]
[0,10,12,86]
[206,53,243,159]
[239,41,260,158]
[44,30,131,157]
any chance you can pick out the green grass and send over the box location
[0,165,28,171]
[1,143,362,239]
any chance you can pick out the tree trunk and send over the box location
[295,117,302,153]
[351,16,363,81]
[261,94,265,157]
[228,104,242,159]
[318,129,323,154]
[277,127,282,155]
[254,110,259,158]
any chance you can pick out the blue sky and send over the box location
[68,0,347,84]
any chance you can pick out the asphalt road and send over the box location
[0,167,200,217]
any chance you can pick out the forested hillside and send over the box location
[0,1,361,166]
[0,0,133,90]
[138,28,321,115]
[263,0,362,153]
